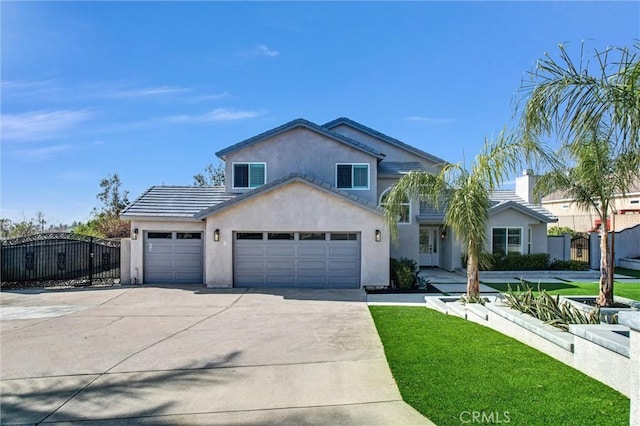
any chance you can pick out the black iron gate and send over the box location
[1,233,120,284]
[570,234,590,262]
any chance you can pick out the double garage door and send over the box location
[234,232,361,288]
[144,231,203,284]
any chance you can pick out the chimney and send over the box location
[515,169,538,204]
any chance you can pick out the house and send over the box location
[542,178,640,232]
[121,118,556,288]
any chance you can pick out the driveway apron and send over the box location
[1,286,431,425]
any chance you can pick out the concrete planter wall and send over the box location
[620,257,640,271]
[425,296,634,398]
[562,295,640,324]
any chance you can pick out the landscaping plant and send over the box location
[503,283,601,331]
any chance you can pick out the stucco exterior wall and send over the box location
[487,209,549,254]
[128,220,206,285]
[203,181,389,288]
[377,178,420,263]
[543,193,640,232]
[223,128,379,204]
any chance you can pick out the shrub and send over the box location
[503,284,600,331]
[549,259,590,271]
[390,257,419,289]
[547,226,580,237]
[463,252,551,271]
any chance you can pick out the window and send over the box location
[176,232,202,239]
[631,199,639,205]
[147,232,172,239]
[330,233,358,241]
[236,232,264,240]
[233,163,266,189]
[492,228,522,254]
[268,233,294,240]
[336,164,369,189]
[299,232,326,241]
[380,188,410,224]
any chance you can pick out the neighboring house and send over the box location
[121,118,556,288]
[542,179,640,232]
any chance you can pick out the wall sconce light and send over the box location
[214,229,220,242]
[440,228,447,240]
[132,228,139,240]
[375,229,381,242]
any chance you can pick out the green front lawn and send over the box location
[370,306,629,426]
[484,281,640,300]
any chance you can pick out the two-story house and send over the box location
[121,118,556,288]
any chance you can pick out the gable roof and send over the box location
[121,186,235,219]
[215,118,385,160]
[541,177,640,202]
[416,190,557,224]
[323,117,447,165]
[195,173,381,219]
[490,190,557,223]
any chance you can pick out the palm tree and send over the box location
[383,134,529,298]
[534,135,638,307]
[520,43,640,307]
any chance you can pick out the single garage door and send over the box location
[144,231,203,284]
[234,232,360,288]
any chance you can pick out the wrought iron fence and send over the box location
[1,233,120,284]
[570,234,590,262]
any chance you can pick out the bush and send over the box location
[503,284,600,331]
[463,252,551,271]
[549,259,590,271]
[390,257,419,289]
[547,226,580,237]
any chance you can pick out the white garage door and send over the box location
[234,232,360,288]
[144,231,203,284]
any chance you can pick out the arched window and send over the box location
[380,188,411,224]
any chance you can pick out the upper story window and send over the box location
[336,164,369,190]
[380,188,410,224]
[233,163,266,189]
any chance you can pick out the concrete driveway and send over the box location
[1,286,431,425]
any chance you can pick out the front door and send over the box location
[419,227,440,267]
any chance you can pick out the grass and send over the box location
[484,281,640,300]
[370,306,629,426]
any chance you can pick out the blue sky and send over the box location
[2,2,638,225]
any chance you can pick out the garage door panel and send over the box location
[266,261,295,271]
[297,246,327,256]
[234,232,360,288]
[328,246,359,257]
[144,232,203,284]
[265,246,296,257]
[298,261,327,271]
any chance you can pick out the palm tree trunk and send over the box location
[466,243,480,298]
[596,225,614,307]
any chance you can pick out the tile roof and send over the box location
[121,186,236,219]
[215,118,385,160]
[195,173,381,219]
[416,190,557,223]
[323,117,448,165]
[542,177,640,202]
[378,162,425,176]
[490,190,557,222]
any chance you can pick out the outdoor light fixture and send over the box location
[440,228,447,240]
[375,229,381,242]
[214,229,220,242]
[132,228,139,240]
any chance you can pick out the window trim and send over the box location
[491,226,523,255]
[379,187,411,225]
[335,163,370,190]
[232,162,267,189]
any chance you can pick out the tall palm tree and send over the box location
[520,43,640,307]
[521,43,639,158]
[384,134,529,298]
[534,135,638,307]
